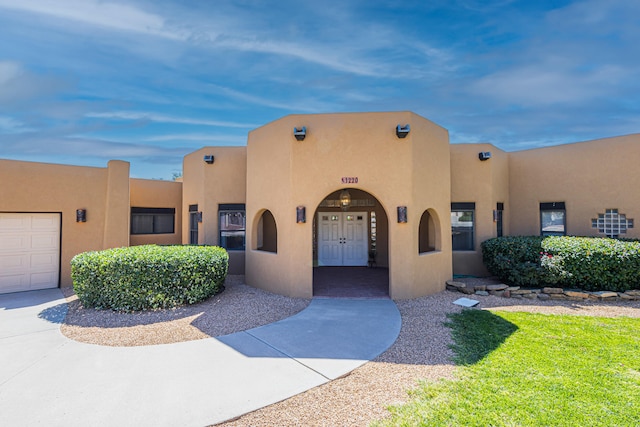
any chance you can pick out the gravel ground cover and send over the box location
[59,276,640,426]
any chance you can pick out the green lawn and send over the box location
[375,309,640,426]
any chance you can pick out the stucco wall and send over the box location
[0,159,130,287]
[450,143,509,276]
[182,147,247,274]
[509,134,640,239]
[246,112,452,299]
[129,178,183,246]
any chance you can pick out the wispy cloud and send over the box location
[0,0,183,40]
[86,111,259,129]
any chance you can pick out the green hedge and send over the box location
[481,236,557,287]
[71,245,228,312]
[541,236,640,292]
[482,236,640,291]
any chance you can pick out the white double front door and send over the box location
[317,212,368,266]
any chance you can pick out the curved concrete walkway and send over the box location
[0,289,401,426]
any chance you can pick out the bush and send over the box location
[482,236,640,291]
[481,236,558,287]
[71,245,228,311]
[541,236,640,292]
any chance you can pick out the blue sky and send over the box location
[1,0,639,179]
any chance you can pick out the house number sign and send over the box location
[341,177,358,184]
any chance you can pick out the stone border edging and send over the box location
[446,280,640,301]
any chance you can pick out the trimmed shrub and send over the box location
[481,236,558,287]
[71,245,228,311]
[542,236,640,292]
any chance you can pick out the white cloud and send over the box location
[86,111,259,129]
[0,0,184,40]
[0,116,32,133]
[0,61,23,85]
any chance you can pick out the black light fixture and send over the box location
[340,189,351,210]
[397,206,408,223]
[76,209,87,222]
[478,151,492,161]
[296,206,306,223]
[396,124,410,138]
[293,126,307,141]
[204,155,215,164]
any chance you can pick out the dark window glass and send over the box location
[131,207,175,235]
[451,203,475,251]
[219,204,246,250]
[540,202,566,236]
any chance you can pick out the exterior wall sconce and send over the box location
[197,212,203,223]
[396,124,410,138]
[296,206,306,223]
[293,126,307,141]
[397,206,408,223]
[204,155,215,164]
[478,151,492,161]
[340,189,352,210]
[76,209,87,222]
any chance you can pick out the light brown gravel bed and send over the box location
[60,277,640,426]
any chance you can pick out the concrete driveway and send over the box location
[0,289,401,426]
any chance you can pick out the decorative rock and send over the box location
[564,291,590,299]
[460,287,475,295]
[594,291,618,298]
[446,279,637,304]
[486,284,508,291]
[446,281,466,289]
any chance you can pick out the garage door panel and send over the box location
[0,213,60,294]
[0,274,28,293]
[31,253,58,269]
[30,272,59,289]
[0,215,30,231]
[31,216,59,230]
[31,234,60,251]
[0,254,29,269]
[0,235,31,253]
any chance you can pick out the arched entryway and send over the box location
[312,188,389,297]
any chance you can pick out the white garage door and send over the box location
[0,213,60,294]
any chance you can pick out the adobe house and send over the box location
[2,111,639,298]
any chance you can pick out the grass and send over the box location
[375,309,640,426]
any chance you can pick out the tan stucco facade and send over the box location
[2,111,640,299]
[0,159,131,287]
[245,112,452,299]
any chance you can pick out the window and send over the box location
[131,207,175,235]
[540,202,566,236]
[451,203,475,251]
[219,204,245,250]
[495,202,504,237]
[592,208,634,238]
[189,204,199,244]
